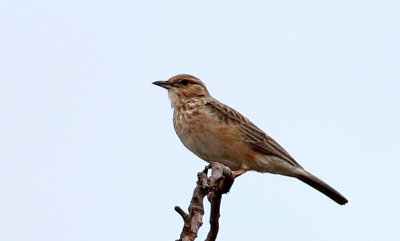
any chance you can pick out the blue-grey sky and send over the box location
[1,1,399,240]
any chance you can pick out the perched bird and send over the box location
[153,74,348,205]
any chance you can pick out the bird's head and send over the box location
[153,74,210,107]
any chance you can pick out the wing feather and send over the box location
[205,100,301,167]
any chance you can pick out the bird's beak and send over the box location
[152,80,176,90]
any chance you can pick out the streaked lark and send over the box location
[153,74,348,205]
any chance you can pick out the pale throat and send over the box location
[169,91,208,109]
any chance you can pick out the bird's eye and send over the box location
[181,79,189,85]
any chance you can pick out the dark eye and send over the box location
[181,79,189,85]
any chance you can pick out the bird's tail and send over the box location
[297,171,348,205]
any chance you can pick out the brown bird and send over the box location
[153,74,348,205]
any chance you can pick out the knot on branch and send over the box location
[175,162,235,241]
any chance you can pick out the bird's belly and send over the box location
[174,117,254,170]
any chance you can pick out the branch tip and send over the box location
[176,162,234,241]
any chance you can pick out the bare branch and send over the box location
[175,162,234,241]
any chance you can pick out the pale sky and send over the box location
[1,1,399,240]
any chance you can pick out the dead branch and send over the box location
[175,162,235,241]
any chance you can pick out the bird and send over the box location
[153,74,348,205]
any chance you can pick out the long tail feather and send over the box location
[297,171,348,205]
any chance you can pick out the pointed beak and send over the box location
[152,80,176,90]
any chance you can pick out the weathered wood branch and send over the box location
[175,162,235,241]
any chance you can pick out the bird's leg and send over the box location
[233,169,247,178]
